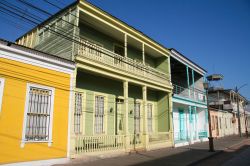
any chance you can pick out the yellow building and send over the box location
[0,39,75,165]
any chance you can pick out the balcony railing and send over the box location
[76,38,170,85]
[173,84,206,103]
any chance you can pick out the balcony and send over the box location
[76,38,170,86]
[173,84,206,103]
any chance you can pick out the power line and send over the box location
[43,0,61,10]
[1,0,169,80]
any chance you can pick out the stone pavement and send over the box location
[55,135,249,166]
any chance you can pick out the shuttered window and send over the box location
[94,96,105,134]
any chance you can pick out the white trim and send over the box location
[172,98,207,108]
[21,83,55,148]
[1,158,69,166]
[0,78,5,113]
[67,73,74,157]
[170,50,206,76]
[0,43,75,74]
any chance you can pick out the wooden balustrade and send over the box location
[77,38,170,85]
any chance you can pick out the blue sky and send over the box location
[0,0,249,99]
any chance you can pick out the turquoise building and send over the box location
[169,49,208,147]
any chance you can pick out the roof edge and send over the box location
[169,48,207,74]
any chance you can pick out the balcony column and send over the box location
[123,80,130,151]
[142,43,145,64]
[191,69,195,99]
[124,34,127,58]
[142,86,149,149]
[186,66,190,97]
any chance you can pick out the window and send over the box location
[22,84,54,146]
[74,92,83,134]
[134,102,141,134]
[94,96,105,134]
[147,104,153,133]
[0,78,5,113]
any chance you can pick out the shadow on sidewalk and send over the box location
[191,145,250,166]
[130,148,217,166]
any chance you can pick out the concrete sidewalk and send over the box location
[56,135,249,166]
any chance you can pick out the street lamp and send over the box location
[203,81,215,152]
[235,84,247,137]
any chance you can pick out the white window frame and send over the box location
[93,93,107,135]
[0,78,5,113]
[21,83,55,148]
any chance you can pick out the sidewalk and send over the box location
[56,135,249,166]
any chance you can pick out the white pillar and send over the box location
[142,43,145,64]
[69,68,77,158]
[124,34,127,58]
[142,86,148,149]
[123,80,130,151]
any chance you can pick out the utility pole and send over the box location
[235,84,247,137]
[204,74,224,152]
[205,88,214,152]
[236,86,242,137]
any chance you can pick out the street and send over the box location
[55,135,250,166]
[192,137,250,166]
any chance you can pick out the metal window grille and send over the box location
[147,104,153,133]
[134,103,140,134]
[74,92,83,134]
[94,96,104,134]
[25,87,52,141]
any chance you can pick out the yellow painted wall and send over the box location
[0,57,71,164]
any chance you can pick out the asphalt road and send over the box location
[192,138,250,166]
[222,147,250,166]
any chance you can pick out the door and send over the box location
[179,109,186,140]
[115,99,124,135]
